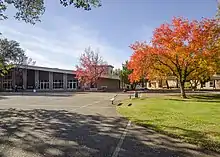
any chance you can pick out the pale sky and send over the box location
[0,0,218,70]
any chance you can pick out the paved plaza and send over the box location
[0,92,219,157]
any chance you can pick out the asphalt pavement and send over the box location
[0,92,219,157]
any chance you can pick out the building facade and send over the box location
[0,65,120,92]
[146,75,220,90]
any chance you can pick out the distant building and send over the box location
[146,75,220,90]
[0,65,120,92]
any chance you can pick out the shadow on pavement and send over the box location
[0,109,218,157]
[0,92,88,98]
[0,97,8,100]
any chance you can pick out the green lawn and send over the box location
[117,94,220,152]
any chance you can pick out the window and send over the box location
[68,80,77,89]
[4,71,12,80]
[210,81,215,87]
[201,82,206,88]
[101,86,107,90]
[53,80,63,89]
[2,71,13,90]
[40,80,49,89]
[3,81,12,90]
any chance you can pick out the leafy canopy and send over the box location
[120,61,132,84]
[0,38,26,76]
[0,0,101,24]
[128,17,219,98]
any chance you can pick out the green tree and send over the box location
[0,0,101,24]
[0,38,26,76]
[120,61,132,89]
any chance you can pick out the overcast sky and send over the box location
[0,0,218,70]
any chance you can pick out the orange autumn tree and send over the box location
[128,42,153,83]
[152,17,218,98]
[129,17,219,98]
[128,43,175,88]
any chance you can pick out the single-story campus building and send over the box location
[146,75,220,90]
[0,65,120,92]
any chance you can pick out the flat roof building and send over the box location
[0,65,120,92]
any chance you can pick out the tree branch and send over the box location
[156,58,178,77]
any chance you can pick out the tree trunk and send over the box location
[189,81,196,91]
[132,83,137,90]
[166,80,169,89]
[122,78,124,89]
[214,80,216,90]
[193,80,198,91]
[142,79,145,88]
[148,81,151,88]
[176,79,179,88]
[189,81,193,90]
[159,79,162,88]
[179,81,186,98]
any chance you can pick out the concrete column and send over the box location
[205,82,210,88]
[156,81,159,89]
[216,80,220,89]
[35,70,39,89]
[63,73,67,90]
[197,83,202,89]
[49,72,53,90]
[22,69,27,90]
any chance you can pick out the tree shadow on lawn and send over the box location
[189,94,220,101]
[135,120,220,154]
[117,103,123,106]
[165,94,220,103]
[0,109,214,157]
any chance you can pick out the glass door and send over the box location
[68,80,77,90]
[39,81,49,90]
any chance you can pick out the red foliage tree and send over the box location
[76,47,108,88]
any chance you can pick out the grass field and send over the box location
[117,94,220,152]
